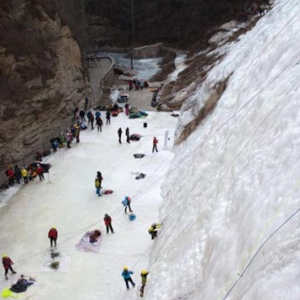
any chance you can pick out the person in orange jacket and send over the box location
[152,137,158,153]
[48,227,58,248]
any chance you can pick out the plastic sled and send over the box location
[76,230,101,253]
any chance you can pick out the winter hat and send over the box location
[141,270,148,275]
[123,266,128,271]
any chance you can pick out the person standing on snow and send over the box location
[95,109,101,119]
[124,103,129,116]
[6,168,15,186]
[87,110,92,126]
[96,171,103,188]
[104,214,114,234]
[21,167,28,184]
[36,164,44,181]
[75,125,80,142]
[125,127,130,144]
[95,178,101,196]
[66,131,72,148]
[90,112,95,130]
[96,117,103,132]
[48,227,58,248]
[14,165,22,184]
[118,128,122,144]
[121,266,135,290]
[2,255,16,280]
[122,196,133,214]
[106,110,111,125]
[79,109,86,122]
[152,137,158,153]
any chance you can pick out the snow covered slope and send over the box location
[146,0,300,299]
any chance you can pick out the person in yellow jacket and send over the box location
[148,223,162,240]
[140,270,149,297]
[95,178,101,197]
[21,168,28,184]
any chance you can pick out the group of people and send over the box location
[121,266,149,297]
[75,107,113,132]
[117,127,159,152]
[52,107,107,152]
[93,168,158,295]
[1,256,35,296]
[50,122,83,151]
[128,79,149,91]
[1,227,57,295]
[5,163,47,187]
[117,127,131,144]
[2,96,165,297]
[119,223,161,294]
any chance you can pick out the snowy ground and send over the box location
[0,111,177,299]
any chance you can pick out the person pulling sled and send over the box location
[2,255,16,280]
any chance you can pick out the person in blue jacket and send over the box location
[121,266,135,290]
[95,110,101,119]
[122,196,133,214]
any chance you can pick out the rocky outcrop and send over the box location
[175,76,230,145]
[0,0,89,168]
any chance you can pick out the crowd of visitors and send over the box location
[1,80,167,297]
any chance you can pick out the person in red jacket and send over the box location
[36,165,44,181]
[104,214,114,234]
[2,254,16,280]
[48,227,58,248]
[6,168,15,186]
[152,137,158,153]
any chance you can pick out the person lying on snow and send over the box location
[9,275,35,293]
[89,230,101,243]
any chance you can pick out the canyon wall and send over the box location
[0,0,89,168]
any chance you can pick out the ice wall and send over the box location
[146,1,300,299]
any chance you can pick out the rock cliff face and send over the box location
[0,0,88,168]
